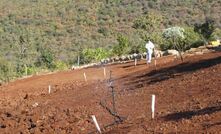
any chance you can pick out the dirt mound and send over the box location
[0,52,221,133]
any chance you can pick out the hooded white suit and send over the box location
[145,41,155,63]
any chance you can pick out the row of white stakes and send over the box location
[83,59,153,82]
[48,61,139,94]
[47,67,107,94]
[83,59,155,83]
[92,94,156,133]
[83,59,144,83]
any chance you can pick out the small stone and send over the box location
[24,94,28,99]
[0,124,6,128]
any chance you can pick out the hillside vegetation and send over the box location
[0,0,221,82]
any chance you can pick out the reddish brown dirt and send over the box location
[0,52,221,134]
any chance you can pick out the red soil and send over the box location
[0,52,221,134]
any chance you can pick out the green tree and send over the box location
[80,48,110,64]
[183,26,203,50]
[81,48,96,64]
[163,26,185,61]
[133,11,164,48]
[36,49,55,69]
[194,18,215,42]
[112,34,130,56]
[133,11,163,32]
[94,48,110,61]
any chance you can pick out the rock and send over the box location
[133,53,138,58]
[120,55,128,61]
[198,45,207,49]
[0,124,6,128]
[106,58,111,63]
[161,51,167,56]
[114,56,120,62]
[201,49,210,53]
[71,65,79,70]
[128,54,133,60]
[195,51,204,55]
[23,94,28,99]
[32,102,39,107]
[101,58,111,64]
[126,55,131,60]
[167,49,179,56]
[110,57,115,62]
[163,49,179,56]
[154,49,163,57]
[100,59,106,64]
[188,48,198,53]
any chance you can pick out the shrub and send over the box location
[133,11,163,33]
[27,66,38,75]
[112,34,130,56]
[36,49,55,69]
[209,28,221,41]
[159,40,172,51]
[183,26,203,50]
[53,60,68,70]
[81,48,95,64]
[15,61,26,76]
[81,48,110,63]
[0,58,14,82]
[194,18,215,41]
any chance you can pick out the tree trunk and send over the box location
[173,37,183,62]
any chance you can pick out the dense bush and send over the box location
[0,58,14,82]
[27,66,37,75]
[36,49,55,69]
[183,27,203,50]
[159,40,172,51]
[53,61,68,70]
[194,19,215,41]
[209,28,221,41]
[133,11,163,32]
[133,12,165,50]
[112,34,131,56]
[80,48,111,63]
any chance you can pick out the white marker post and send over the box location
[48,85,51,94]
[77,55,80,66]
[91,115,102,134]
[154,50,157,70]
[135,58,137,66]
[84,72,87,82]
[25,64,28,76]
[151,94,156,119]
[103,67,106,78]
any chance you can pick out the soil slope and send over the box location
[0,52,221,134]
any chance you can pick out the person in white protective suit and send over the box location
[145,40,155,64]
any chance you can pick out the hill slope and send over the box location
[0,51,221,133]
[0,0,221,61]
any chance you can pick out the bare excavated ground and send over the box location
[0,51,221,134]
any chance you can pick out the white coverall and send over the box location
[145,41,155,63]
